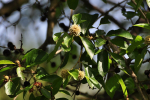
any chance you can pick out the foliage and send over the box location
[1,0,150,100]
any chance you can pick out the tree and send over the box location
[0,0,150,100]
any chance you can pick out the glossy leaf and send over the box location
[68,69,79,80]
[22,49,48,67]
[134,47,147,73]
[89,77,101,89]
[51,77,63,95]
[115,74,128,98]
[100,16,110,25]
[84,64,94,89]
[47,37,63,62]
[109,52,125,67]
[60,52,70,68]
[135,0,143,11]
[29,93,36,100]
[105,75,120,99]
[56,98,68,100]
[72,13,84,24]
[63,35,73,47]
[97,50,110,77]
[53,32,62,42]
[80,36,95,59]
[107,29,133,39]
[127,35,144,53]
[0,60,15,64]
[0,65,16,72]
[134,23,150,30]
[95,38,106,47]
[38,75,61,83]
[59,90,71,96]
[16,67,25,80]
[61,43,71,52]
[67,0,79,10]
[41,88,51,99]
[36,67,49,79]
[125,77,135,94]
[111,38,128,49]
[95,30,106,37]
[80,13,98,35]
[63,75,71,88]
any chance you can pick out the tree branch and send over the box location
[0,0,28,16]
[39,0,60,51]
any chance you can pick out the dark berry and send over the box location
[146,89,150,94]
[122,7,126,12]
[75,91,80,95]
[105,40,109,45]
[24,81,30,87]
[15,49,20,54]
[40,16,47,22]
[72,55,77,59]
[114,67,120,73]
[7,42,13,48]
[59,23,69,32]
[3,49,11,56]
[51,62,56,68]
[144,70,150,75]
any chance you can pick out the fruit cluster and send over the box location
[3,42,24,57]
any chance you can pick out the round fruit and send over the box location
[24,81,30,87]
[51,62,56,68]
[3,49,11,56]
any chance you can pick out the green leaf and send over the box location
[53,32,62,42]
[107,29,133,39]
[67,0,79,10]
[134,23,150,30]
[5,80,16,96]
[60,52,70,68]
[134,47,147,73]
[41,88,51,99]
[105,75,120,99]
[80,51,97,66]
[0,60,15,64]
[135,0,143,11]
[122,11,138,19]
[125,77,135,94]
[29,93,36,100]
[89,77,101,89]
[61,43,71,52]
[63,75,71,88]
[100,16,110,25]
[22,49,48,67]
[63,35,73,47]
[51,77,63,95]
[5,77,20,96]
[84,64,94,89]
[56,98,68,100]
[95,38,106,47]
[68,69,79,80]
[96,30,106,37]
[146,0,150,8]
[16,67,25,80]
[127,35,144,53]
[36,67,49,79]
[72,13,81,24]
[115,74,128,98]
[47,37,63,62]
[109,52,125,67]
[80,36,95,59]
[38,75,61,83]
[97,50,110,77]
[0,65,16,72]
[80,13,98,35]
[111,37,128,49]
[59,90,71,96]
